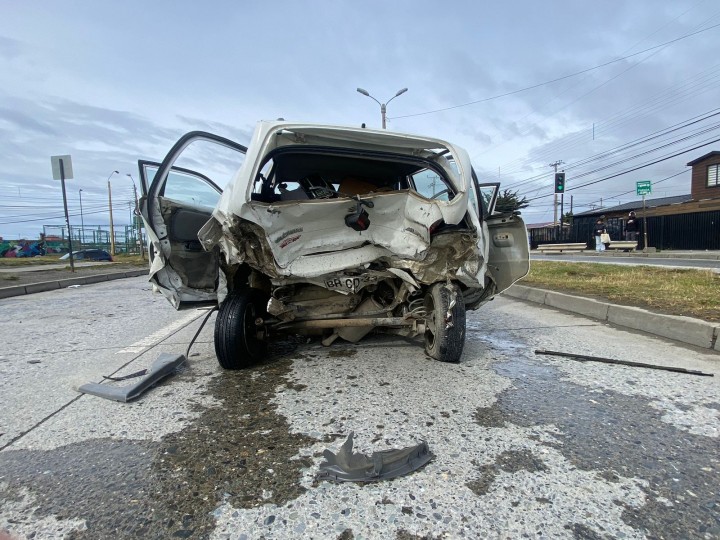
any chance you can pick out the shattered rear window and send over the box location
[251,149,455,203]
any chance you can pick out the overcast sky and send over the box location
[1,0,719,239]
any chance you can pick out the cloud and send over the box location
[0,35,24,60]
[0,107,56,135]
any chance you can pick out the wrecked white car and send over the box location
[139,121,529,368]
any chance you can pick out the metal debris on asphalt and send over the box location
[317,431,434,483]
[78,353,186,402]
[535,349,714,377]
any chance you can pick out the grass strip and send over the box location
[520,261,720,321]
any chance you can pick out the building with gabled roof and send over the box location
[530,150,720,250]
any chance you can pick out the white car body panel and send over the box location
[141,121,529,308]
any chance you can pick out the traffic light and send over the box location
[554,172,566,193]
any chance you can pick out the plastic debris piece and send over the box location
[78,353,186,402]
[317,431,434,483]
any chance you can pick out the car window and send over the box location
[479,185,498,215]
[410,169,453,201]
[145,165,221,209]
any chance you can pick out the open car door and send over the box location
[478,182,530,292]
[139,131,247,309]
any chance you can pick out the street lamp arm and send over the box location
[357,88,382,107]
[386,87,408,106]
[357,86,407,129]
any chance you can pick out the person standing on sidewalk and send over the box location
[594,218,607,252]
[625,211,639,245]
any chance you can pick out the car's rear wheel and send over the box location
[214,288,268,369]
[424,283,465,363]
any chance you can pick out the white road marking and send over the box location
[116,310,203,354]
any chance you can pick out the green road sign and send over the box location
[636,180,652,196]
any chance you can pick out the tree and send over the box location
[562,211,573,225]
[494,189,529,214]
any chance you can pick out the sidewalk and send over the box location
[0,262,113,273]
[503,284,720,354]
[0,269,148,299]
[533,249,720,260]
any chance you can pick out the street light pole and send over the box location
[78,189,85,246]
[107,170,119,256]
[126,173,144,260]
[356,87,408,129]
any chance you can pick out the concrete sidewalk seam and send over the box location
[503,284,720,352]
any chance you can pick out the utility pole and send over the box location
[78,189,85,246]
[549,160,564,240]
[107,170,119,256]
[127,173,144,260]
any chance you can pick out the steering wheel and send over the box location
[431,189,450,200]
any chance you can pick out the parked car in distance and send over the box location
[60,249,113,262]
[140,121,530,369]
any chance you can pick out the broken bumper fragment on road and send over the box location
[78,353,186,402]
[317,431,434,483]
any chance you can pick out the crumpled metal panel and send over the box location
[246,192,444,267]
[205,215,487,291]
[197,122,482,284]
[317,432,434,483]
[78,353,186,403]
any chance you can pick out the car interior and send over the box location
[251,149,457,203]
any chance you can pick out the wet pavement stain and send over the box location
[482,354,720,539]
[132,349,316,539]
[328,348,358,358]
[0,339,317,540]
[396,530,443,540]
[0,439,158,537]
[466,449,548,496]
[563,522,606,539]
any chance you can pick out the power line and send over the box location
[473,5,719,163]
[391,22,720,120]
[524,137,720,203]
[513,120,720,196]
[502,107,720,190]
[497,64,720,176]
[0,206,136,226]
[581,170,687,208]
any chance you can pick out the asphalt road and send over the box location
[533,253,720,272]
[1,277,719,539]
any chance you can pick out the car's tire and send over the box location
[424,282,466,363]
[214,288,268,369]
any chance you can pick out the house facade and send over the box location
[529,150,720,249]
[687,151,720,201]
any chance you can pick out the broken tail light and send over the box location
[345,198,374,231]
[345,207,371,231]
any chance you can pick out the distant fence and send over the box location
[529,210,720,250]
[42,222,146,255]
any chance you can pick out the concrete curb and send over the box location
[532,251,720,260]
[503,284,720,352]
[0,269,148,300]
